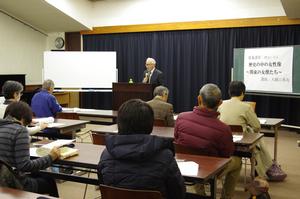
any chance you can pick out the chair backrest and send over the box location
[174,143,207,156]
[99,184,162,199]
[91,132,106,145]
[56,112,80,120]
[244,101,256,112]
[229,125,243,133]
[153,119,166,127]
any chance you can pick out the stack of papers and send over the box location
[32,117,64,128]
[62,107,97,112]
[233,135,243,142]
[31,139,79,159]
[32,117,55,124]
[259,119,267,124]
[173,114,178,120]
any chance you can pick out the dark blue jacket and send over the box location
[143,68,164,86]
[98,134,185,199]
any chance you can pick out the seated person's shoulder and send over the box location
[240,101,254,111]
[164,101,173,109]
[176,111,192,120]
[153,147,175,165]
[146,99,154,104]
[156,69,163,74]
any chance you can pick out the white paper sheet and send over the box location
[259,119,267,124]
[32,117,55,124]
[177,161,199,176]
[47,123,65,128]
[233,135,243,142]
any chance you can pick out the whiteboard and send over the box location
[43,51,117,88]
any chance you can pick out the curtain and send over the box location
[82,25,300,125]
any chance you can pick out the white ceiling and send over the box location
[0,0,90,33]
[0,0,299,34]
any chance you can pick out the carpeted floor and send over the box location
[57,125,300,199]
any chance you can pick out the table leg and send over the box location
[250,151,255,179]
[274,126,278,161]
[209,178,217,199]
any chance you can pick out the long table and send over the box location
[62,108,117,123]
[31,143,230,199]
[51,119,89,135]
[91,124,263,179]
[33,118,89,139]
[60,107,283,160]
[0,187,59,199]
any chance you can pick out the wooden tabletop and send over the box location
[56,143,105,169]
[176,153,230,182]
[259,117,284,127]
[92,124,174,138]
[0,187,59,199]
[234,133,264,146]
[52,119,89,129]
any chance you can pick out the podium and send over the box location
[112,83,154,110]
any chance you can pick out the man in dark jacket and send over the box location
[142,57,163,87]
[98,99,185,199]
[174,83,241,199]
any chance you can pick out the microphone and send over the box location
[143,71,150,83]
[145,71,150,78]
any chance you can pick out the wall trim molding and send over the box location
[81,16,300,35]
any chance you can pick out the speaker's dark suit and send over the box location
[142,68,163,87]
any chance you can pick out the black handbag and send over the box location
[0,159,23,189]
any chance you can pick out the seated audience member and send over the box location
[31,79,68,139]
[174,83,241,199]
[218,81,273,179]
[98,99,185,199]
[31,79,62,118]
[0,101,60,197]
[0,80,47,135]
[147,86,175,127]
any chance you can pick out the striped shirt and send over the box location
[0,116,52,192]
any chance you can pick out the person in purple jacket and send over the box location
[174,83,242,199]
[31,79,62,118]
[31,79,67,139]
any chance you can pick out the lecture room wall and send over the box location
[0,11,46,85]
[0,11,65,85]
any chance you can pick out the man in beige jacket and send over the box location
[218,81,260,133]
[147,86,174,127]
[218,81,273,178]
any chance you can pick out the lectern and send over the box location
[112,83,154,110]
